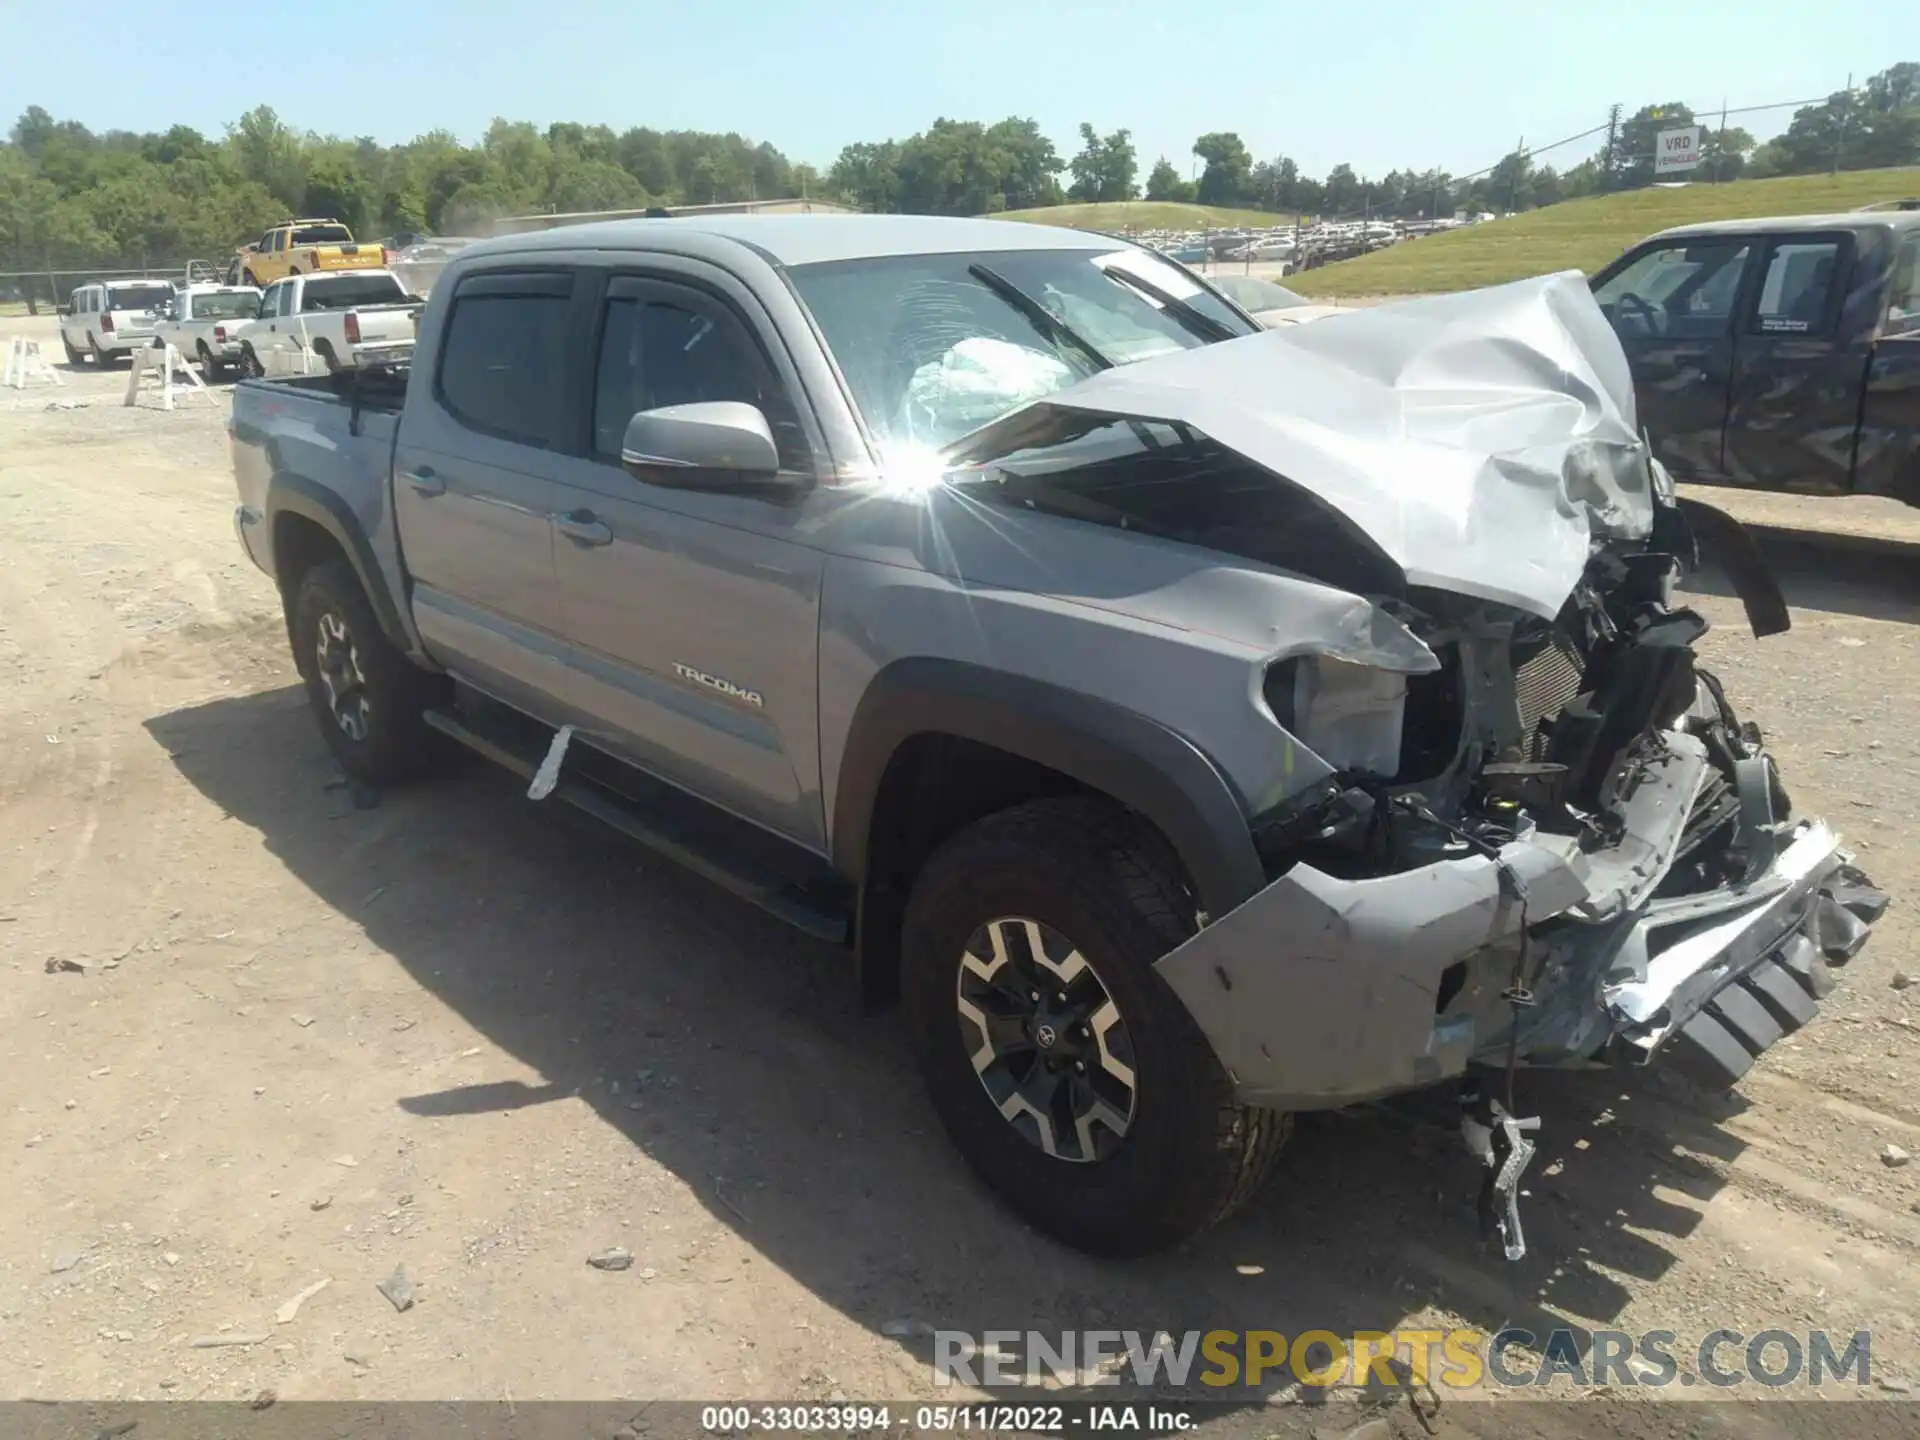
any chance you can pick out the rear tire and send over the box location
[196,340,217,375]
[316,340,341,374]
[88,335,106,366]
[289,559,444,785]
[238,344,263,380]
[901,796,1288,1256]
[62,335,83,366]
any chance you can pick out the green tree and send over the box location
[1068,124,1138,202]
[1697,125,1756,181]
[227,105,307,210]
[1144,156,1193,203]
[548,158,647,213]
[827,141,901,212]
[302,151,375,232]
[1323,162,1361,214]
[1191,132,1251,206]
[1486,147,1532,211]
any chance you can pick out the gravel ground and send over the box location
[3,314,1920,1437]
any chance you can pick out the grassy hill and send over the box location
[995,200,1284,232]
[1285,167,1920,298]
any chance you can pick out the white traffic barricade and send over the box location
[124,342,210,410]
[4,335,65,390]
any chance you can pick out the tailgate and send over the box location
[312,246,375,270]
[352,306,420,343]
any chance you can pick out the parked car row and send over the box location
[57,266,424,378]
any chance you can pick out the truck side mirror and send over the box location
[621,402,797,492]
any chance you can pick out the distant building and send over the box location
[485,197,858,236]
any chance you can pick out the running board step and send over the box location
[422,705,851,945]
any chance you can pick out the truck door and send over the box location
[1591,238,1752,482]
[1723,233,1872,494]
[392,270,573,712]
[1852,231,1920,504]
[546,273,828,850]
[255,281,293,374]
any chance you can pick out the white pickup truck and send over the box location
[155,284,263,376]
[233,269,422,378]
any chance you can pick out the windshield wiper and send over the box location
[1099,265,1239,343]
[967,264,1114,375]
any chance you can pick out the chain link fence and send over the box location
[0,259,227,315]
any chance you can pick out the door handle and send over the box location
[557,511,613,547]
[403,466,445,497]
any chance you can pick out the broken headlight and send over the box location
[1266,655,1408,777]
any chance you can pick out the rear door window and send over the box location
[1883,234,1920,338]
[299,273,406,311]
[107,283,173,313]
[291,224,352,246]
[1752,238,1847,336]
[437,274,574,448]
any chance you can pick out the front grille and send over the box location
[1514,634,1587,755]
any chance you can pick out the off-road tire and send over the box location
[902,796,1288,1256]
[290,559,442,785]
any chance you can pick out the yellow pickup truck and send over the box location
[228,219,384,286]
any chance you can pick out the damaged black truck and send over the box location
[231,216,1887,1261]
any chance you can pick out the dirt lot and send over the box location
[4,313,1920,1434]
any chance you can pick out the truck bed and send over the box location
[230,370,414,643]
[252,366,411,414]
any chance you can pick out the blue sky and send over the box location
[1,1,1910,180]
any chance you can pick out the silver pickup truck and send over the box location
[229,214,1885,1260]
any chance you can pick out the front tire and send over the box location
[902,797,1288,1256]
[290,559,443,785]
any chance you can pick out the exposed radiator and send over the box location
[1514,634,1587,754]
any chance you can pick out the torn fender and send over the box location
[1154,842,1589,1111]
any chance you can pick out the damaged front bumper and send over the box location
[1155,731,1888,1111]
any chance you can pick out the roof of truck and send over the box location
[1649,208,1920,242]
[464,214,1132,268]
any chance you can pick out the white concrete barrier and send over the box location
[124,343,209,410]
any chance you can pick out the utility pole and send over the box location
[1510,135,1525,214]
[1601,103,1622,192]
[1715,99,1728,182]
[1833,73,1853,174]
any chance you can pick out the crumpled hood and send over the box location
[945,271,1656,620]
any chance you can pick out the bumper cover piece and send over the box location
[1156,810,1886,1109]
[1154,839,1588,1110]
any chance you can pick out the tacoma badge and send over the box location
[672,663,764,708]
